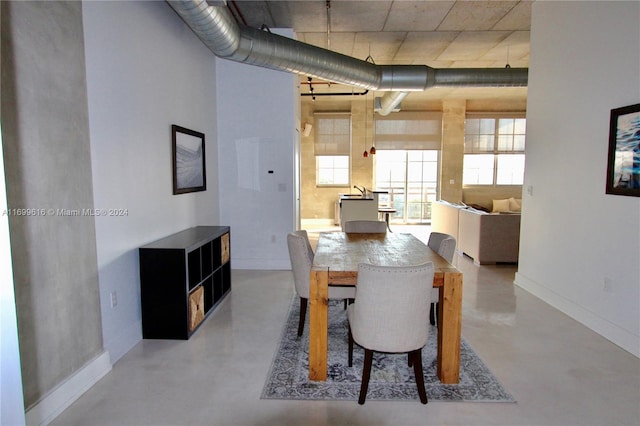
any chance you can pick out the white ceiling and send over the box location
[230,0,531,110]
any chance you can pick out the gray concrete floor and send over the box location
[52,226,640,426]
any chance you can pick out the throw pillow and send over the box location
[492,198,511,213]
[508,197,522,212]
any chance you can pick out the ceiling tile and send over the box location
[328,1,392,32]
[384,1,455,31]
[353,32,406,62]
[492,1,533,30]
[286,1,330,32]
[479,31,530,65]
[437,1,520,31]
[438,31,511,61]
[394,32,460,63]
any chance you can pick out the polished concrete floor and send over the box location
[52,226,640,426]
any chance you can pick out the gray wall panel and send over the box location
[1,0,102,407]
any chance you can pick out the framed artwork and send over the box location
[606,103,640,197]
[172,125,206,195]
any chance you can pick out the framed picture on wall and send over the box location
[606,103,640,197]
[172,125,206,195]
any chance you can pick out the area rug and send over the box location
[261,298,515,402]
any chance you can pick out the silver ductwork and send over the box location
[167,0,528,114]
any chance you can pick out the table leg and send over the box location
[437,271,463,384]
[309,268,329,381]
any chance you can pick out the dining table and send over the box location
[309,231,463,384]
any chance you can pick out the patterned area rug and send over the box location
[261,298,515,402]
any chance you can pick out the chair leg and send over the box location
[359,349,374,405]
[348,325,354,367]
[410,349,428,404]
[298,297,307,337]
[429,302,436,326]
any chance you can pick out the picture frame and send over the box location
[606,103,640,197]
[172,124,206,195]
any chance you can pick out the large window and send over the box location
[375,150,439,224]
[463,116,526,185]
[314,113,351,186]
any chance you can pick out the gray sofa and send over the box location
[431,200,521,265]
[457,208,520,265]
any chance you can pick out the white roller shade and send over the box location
[314,113,351,155]
[374,111,443,150]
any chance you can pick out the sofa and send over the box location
[457,208,520,265]
[431,200,521,265]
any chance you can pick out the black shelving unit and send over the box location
[139,226,231,339]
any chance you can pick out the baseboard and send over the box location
[514,272,639,358]
[25,351,112,426]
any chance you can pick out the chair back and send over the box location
[428,232,456,263]
[293,229,314,256]
[287,232,312,299]
[427,231,450,251]
[350,262,434,353]
[437,237,456,263]
[343,220,387,233]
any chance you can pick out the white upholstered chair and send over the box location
[347,262,435,404]
[287,231,356,336]
[427,232,456,326]
[343,220,387,233]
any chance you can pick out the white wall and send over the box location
[216,35,297,270]
[515,1,640,357]
[83,1,219,362]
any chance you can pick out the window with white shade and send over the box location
[314,113,351,186]
[463,115,526,186]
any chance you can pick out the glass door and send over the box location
[375,150,439,224]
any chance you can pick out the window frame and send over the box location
[463,114,526,187]
[315,155,350,187]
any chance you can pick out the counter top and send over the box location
[339,194,374,201]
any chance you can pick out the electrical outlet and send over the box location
[603,277,613,293]
[271,235,277,243]
[110,291,118,308]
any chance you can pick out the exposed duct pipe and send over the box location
[167,0,528,113]
[376,92,409,116]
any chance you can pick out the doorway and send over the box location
[374,150,439,224]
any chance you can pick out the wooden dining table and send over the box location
[309,231,463,384]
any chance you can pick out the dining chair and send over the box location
[427,232,456,326]
[347,262,434,405]
[343,220,387,233]
[347,262,435,404]
[287,232,356,337]
[293,229,315,255]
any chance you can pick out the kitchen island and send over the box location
[338,190,387,230]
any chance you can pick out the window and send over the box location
[463,116,526,185]
[316,155,349,185]
[375,150,439,224]
[314,113,351,186]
